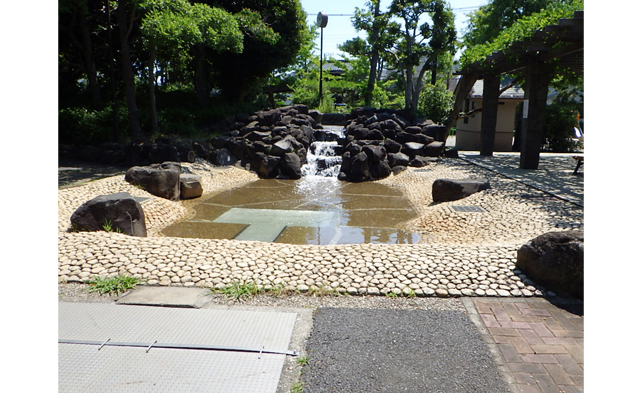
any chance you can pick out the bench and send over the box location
[572,156,584,174]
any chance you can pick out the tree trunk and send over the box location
[194,44,208,109]
[78,7,103,109]
[365,1,381,107]
[117,0,142,140]
[148,44,159,135]
[444,73,478,133]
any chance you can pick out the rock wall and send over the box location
[59,105,449,182]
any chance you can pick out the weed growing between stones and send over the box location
[86,275,143,296]
[213,280,266,301]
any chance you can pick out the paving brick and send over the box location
[555,354,583,375]
[550,329,583,338]
[488,327,521,337]
[509,336,534,354]
[558,384,584,393]
[529,322,555,337]
[531,344,569,354]
[518,383,542,392]
[508,363,547,374]
[565,345,584,364]
[502,302,522,315]
[499,321,532,329]
[521,308,552,317]
[513,372,537,385]
[531,373,560,392]
[491,306,512,322]
[510,314,539,322]
[519,328,545,345]
[521,354,559,364]
[569,373,584,386]
[542,336,579,346]
[474,300,499,313]
[493,335,512,344]
[497,343,522,363]
[544,363,575,385]
[480,313,501,327]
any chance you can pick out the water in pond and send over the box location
[162,127,420,245]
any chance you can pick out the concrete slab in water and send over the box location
[214,208,339,242]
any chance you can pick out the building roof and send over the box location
[469,79,524,100]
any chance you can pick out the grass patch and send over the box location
[296,355,309,367]
[86,275,143,296]
[213,280,266,301]
[290,382,304,393]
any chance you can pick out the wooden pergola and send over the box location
[447,11,584,169]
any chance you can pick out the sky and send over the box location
[298,0,488,59]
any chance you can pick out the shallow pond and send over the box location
[162,176,420,245]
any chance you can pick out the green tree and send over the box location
[201,0,307,103]
[388,0,456,115]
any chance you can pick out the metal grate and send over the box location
[451,205,486,213]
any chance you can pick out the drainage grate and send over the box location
[451,205,486,213]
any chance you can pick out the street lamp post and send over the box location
[317,12,328,102]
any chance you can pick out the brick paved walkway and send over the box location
[471,298,584,393]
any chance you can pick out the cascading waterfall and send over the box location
[300,126,345,178]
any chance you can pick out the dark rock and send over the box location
[388,152,411,168]
[370,160,391,180]
[423,125,448,142]
[125,162,181,201]
[245,130,272,142]
[349,151,370,182]
[516,231,584,299]
[391,165,407,175]
[179,174,203,200]
[405,126,423,134]
[409,157,428,167]
[257,109,282,127]
[402,142,425,157]
[192,141,208,158]
[270,139,294,157]
[432,178,490,202]
[212,148,237,166]
[147,143,178,164]
[279,152,302,179]
[308,110,323,124]
[423,141,445,157]
[444,148,459,158]
[254,154,281,178]
[363,145,386,162]
[70,192,147,237]
[383,138,402,154]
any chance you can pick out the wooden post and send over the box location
[480,74,500,156]
[520,61,553,169]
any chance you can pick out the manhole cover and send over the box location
[451,206,486,213]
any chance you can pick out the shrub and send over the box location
[417,82,454,124]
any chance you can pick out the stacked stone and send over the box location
[208,104,324,180]
[337,107,447,182]
[58,231,545,298]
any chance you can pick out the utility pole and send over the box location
[317,12,328,102]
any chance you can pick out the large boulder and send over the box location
[124,162,181,201]
[179,174,203,200]
[70,192,147,237]
[279,152,303,179]
[516,231,584,299]
[432,178,490,202]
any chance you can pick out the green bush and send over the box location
[417,82,454,124]
[543,102,581,152]
[59,106,127,146]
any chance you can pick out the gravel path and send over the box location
[57,158,583,299]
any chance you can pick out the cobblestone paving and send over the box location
[58,157,583,298]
